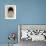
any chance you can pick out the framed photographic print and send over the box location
[5,5,16,19]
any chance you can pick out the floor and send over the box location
[19,39,46,46]
[0,40,46,46]
[0,44,18,46]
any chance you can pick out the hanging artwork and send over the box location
[5,5,16,19]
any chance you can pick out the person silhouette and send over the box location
[8,7,14,17]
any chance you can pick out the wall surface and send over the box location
[0,0,46,44]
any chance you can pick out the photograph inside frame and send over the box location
[5,5,16,19]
